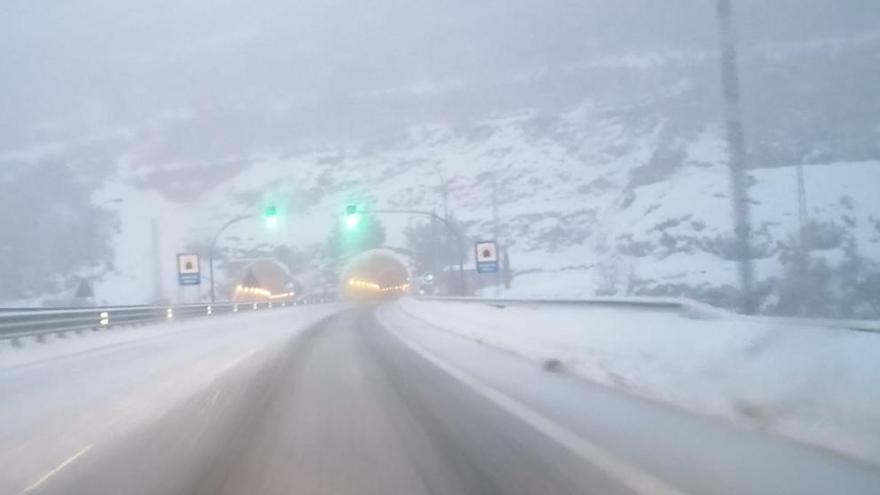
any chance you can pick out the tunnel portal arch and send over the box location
[230,259,299,302]
[340,249,412,300]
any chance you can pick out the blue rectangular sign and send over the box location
[475,241,500,274]
[177,254,202,286]
[477,261,499,274]
[179,273,201,286]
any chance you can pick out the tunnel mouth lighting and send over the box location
[341,250,412,301]
[235,285,296,301]
[347,278,382,291]
[380,283,411,293]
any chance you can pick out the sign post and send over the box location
[475,241,499,274]
[177,254,202,287]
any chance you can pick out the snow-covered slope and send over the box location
[380,298,880,466]
[91,109,879,317]
[3,35,879,315]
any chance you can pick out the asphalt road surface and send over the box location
[4,306,880,495]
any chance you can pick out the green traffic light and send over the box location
[264,205,280,228]
[343,204,362,230]
[345,214,361,230]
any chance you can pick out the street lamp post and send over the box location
[716,0,755,314]
[430,164,450,221]
[428,165,455,293]
[209,214,257,304]
[90,198,124,305]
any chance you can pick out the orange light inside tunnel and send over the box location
[347,278,383,291]
[269,292,297,300]
[347,278,410,294]
[235,286,296,300]
[380,283,411,293]
[342,250,411,301]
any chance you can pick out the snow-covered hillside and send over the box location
[380,299,880,466]
[88,109,880,317]
[2,33,879,316]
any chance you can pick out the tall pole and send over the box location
[431,164,450,221]
[91,198,124,306]
[430,164,454,293]
[150,217,164,303]
[492,172,502,296]
[717,0,755,314]
[430,211,441,290]
[796,163,808,248]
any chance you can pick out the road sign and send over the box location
[178,254,201,286]
[475,241,499,274]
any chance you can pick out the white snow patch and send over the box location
[385,298,880,466]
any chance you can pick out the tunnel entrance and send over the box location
[341,250,411,301]
[230,259,299,302]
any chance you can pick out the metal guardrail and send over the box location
[735,315,880,334]
[0,300,303,342]
[418,296,880,333]
[418,296,689,311]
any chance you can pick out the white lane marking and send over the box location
[209,389,221,408]
[385,326,688,495]
[22,445,93,494]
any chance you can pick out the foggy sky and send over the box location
[2,0,879,153]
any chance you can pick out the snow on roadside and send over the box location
[0,305,342,491]
[384,298,880,466]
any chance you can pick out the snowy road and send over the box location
[1,305,879,494]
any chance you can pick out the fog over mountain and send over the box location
[2,0,879,152]
[1,1,879,317]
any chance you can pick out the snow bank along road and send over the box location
[388,298,880,467]
[1,304,879,495]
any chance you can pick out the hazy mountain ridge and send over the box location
[1,35,879,317]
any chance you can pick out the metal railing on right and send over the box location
[0,300,302,342]
[417,296,880,334]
